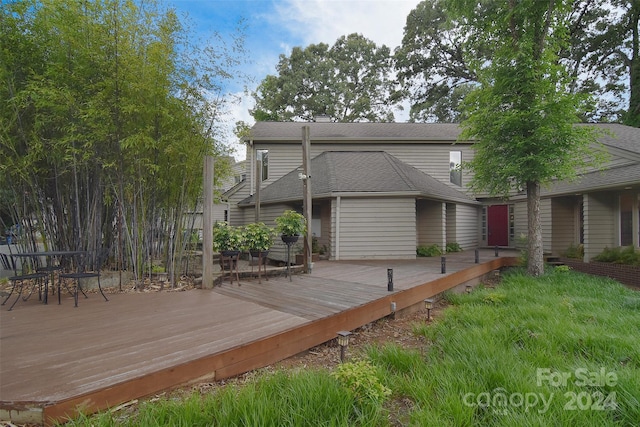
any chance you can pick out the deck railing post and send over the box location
[495,245,499,257]
[441,256,446,274]
[475,248,479,264]
[387,268,393,292]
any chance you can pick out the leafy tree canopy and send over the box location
[448,0,606,276]
[0,0,245,281]
[251,33,400,122]
[398,0,637,124]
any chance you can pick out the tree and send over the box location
[448,0,606,276]
[395,0,486,122]
[0,0,242,285]
[398,0,634,124]
[561,0,638,124]
[583,0,640,126]
[252,33,399,122]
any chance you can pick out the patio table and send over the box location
[11,250,85,304]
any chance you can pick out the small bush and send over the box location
[417,244,442,257]
[445,242,462,253]
[332,359,391,404]
[482,292,507,305]
[554,265,571,273]
[593,246,640,266]
[562,243,584,259]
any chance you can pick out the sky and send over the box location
[168,0,422,158]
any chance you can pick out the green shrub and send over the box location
[593,246,640,266]
[554,265,571,273]
[482,291,507,305]
[332,359,391,404]
[445,242,462,253]
[562,243,584,259]
[417,244,442,257]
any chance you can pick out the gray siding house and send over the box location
[225,122,639,262]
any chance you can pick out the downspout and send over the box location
[335,196,340,260]
[248,139,254,196]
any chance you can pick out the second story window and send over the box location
[450,151,462,186]
[257,150,268,181]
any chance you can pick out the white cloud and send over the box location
[273,0,420,49]
[219,91,256,160]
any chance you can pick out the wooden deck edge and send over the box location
[34,257,518,426]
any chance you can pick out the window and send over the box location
[450,151,462,186]
[256,150,268,182]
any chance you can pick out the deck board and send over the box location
[0,250,518,425]
[1,291,308,401]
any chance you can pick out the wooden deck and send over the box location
[0,250,518,426]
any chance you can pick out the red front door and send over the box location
[488,205,509,247]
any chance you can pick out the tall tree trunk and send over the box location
[527,180,544,276]
[625,1,640,126]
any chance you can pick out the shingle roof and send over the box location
[246,122,463,141]
[247,122,640,155]
[544,162,640,196]
[579,123,640,155]
[239,151,477,206]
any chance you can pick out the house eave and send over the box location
[238,190,479,207]
[542,181,640,198]
[244,137,464,143]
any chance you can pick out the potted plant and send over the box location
[243,222,275,257]
[275,210,306,244]
[212,222,243,256]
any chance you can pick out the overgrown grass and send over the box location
[370,268,640,426]
[62,268,640,426]
[63,369,386,426]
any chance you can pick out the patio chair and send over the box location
[1,253,13,270]
[59,248,110,307]
[1,254,48,311]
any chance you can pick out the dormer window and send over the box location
[450,151,461,187]
[257,150,268,181]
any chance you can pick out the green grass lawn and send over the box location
[64,268,640,426]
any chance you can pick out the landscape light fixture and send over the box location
[466,285,473,294]
[337,330,352,363]
[424,298,434,321]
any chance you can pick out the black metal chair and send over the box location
[1,254,48,311]
[59,249,110,307]
[0,253,12,270]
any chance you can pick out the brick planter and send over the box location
[559,258,640,288]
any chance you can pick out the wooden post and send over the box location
[302,126,312,273]
[202,155,214,289]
